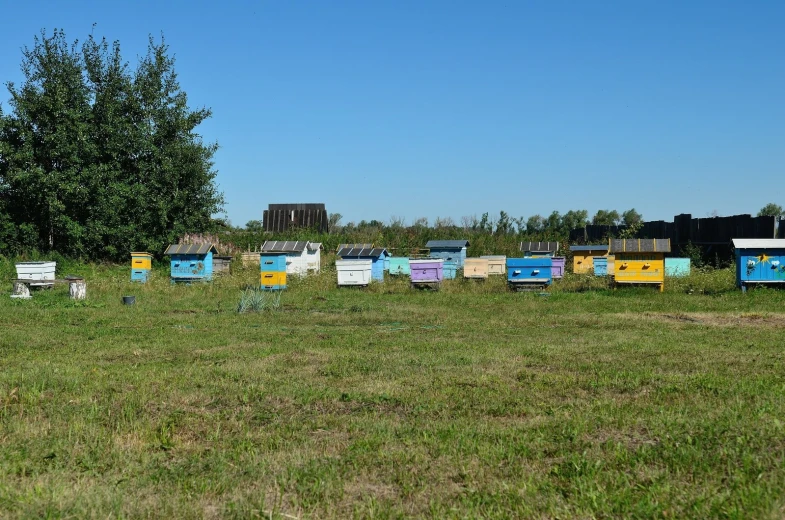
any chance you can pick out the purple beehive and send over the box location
[551,257,565,279]
[409,258,444,284]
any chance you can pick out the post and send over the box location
[69,278,86,300]
[11,281,31,299]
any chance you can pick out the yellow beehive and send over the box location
[569,245,609,274]
[609,239,670,292]
[260,271,286,289]
[463,258,489,279]
[480,255,506,275]
[607,255,616,277]
[131,252,152,270]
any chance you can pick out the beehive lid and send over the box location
[337,246,388,258]
[569,244,609,252]
[520,241,559,253]
[165,244,217,255]
[731,239,785,249]
[425,240,470,248]
[307,243,323,251]
[131,252,153,256]
[481,255,506,260]
[609,239,671,253]
[261,241,309,253]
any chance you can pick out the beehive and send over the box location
[507,257,552,290]
[425,240,469,268]
[732,239,785,292]
[241,252,260,268]
[410,258,444,287]
[260,253,287,291]
[665,258,691,277]
[336,246,389,282]
[15,261,56,287]
[443,261,458,280]
[551,257,566,279]
[165,244,217,282]
[388,257,411,275]
[480,255,506,275]
[609,239,670,292]
[130,252,152,283]
[306,243,323,272]
[463,258,489,279]
[570,245,609,274]
[593,257,608,276]
[336,259,372,287]
[212,256,232,275]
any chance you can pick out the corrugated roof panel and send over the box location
[569,244,609,252]
[307,243,323,251]
[425,240,470,248]
[165,244,217,255]
[732,239,785,249]
[609,239,671,253]
[337,243,373,251]
[337,247,388,258]
[261,241,309,253]
[520,241,559,252]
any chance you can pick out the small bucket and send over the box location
[122,295,136,305]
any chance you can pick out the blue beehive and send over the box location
[425,240,469,268]
[507,257,553,290]
[593,257,608,276]
[665,258,691,277]
[337,245,389,282]
[443,261,457,279]
[165,243,217,282]
[732,239,785,292]
[260,253,287,291]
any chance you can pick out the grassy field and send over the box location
[1,262,784,518]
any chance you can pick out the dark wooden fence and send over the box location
[570,214,783,257]
[263,203,328,233]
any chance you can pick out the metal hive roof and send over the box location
[569,244,609,252]
[609,239,671,253]
[307,242,323,251]
[520,241,559,252]
[732,239,785,249]
[165,244,217,255]
[425,240,470,248]
[337,246,389,258]
[261,241,309,253]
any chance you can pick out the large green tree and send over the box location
[757,203,783,217]
[0,29,223,258]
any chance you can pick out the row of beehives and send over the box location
[124,238,785,293]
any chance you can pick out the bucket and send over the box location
[122,295,136,305]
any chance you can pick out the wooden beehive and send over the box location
[165,244,217,282]
[336,246,388,282]
[507,257,552,290]
[130,252,152,283]
[409,258,444,287]
[520,242,559,258]
[425,240,469,268]
[551,257,566,279]
[463,258,489,279]
[732,239,785,292]
[336,259,372,287]
[480,255,506,275]
[212,256,232,275]
[388,257,411,275]
[665,258,691,277]
[15,261,56,287]
[241,252,260,268]
[609,239,670,292]
[260,253,287,291]
[569,245,609,274]
[261,241,311,276]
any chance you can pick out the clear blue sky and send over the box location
[1,1,783,227]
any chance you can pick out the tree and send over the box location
[0,29,223,259]
[591,209,620,226]
[545,211,562,233]
[526,215,545,234]
[563,210,589,231]
[621,208,643,227]
[757,203,783,217]
[328,213,343,233]
[245,220,263,232]
[495,211,512,235]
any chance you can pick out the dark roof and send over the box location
[307,242,323,251]
[520,241,559,252]
[261,241,309,253]
[165,244,217,255]
[426,240,470,248]
[609,239,671,253]
[569,244,609,252]
[337,243,373,251]
[337,247,389,258]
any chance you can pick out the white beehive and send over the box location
[15,262,56,287]
[336,259,372,286]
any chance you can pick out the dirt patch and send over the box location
[635,312,785,328]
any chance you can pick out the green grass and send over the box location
[1,263,784,518]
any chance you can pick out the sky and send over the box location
[1,1,783,227]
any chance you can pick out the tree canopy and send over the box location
[0,29,223,259]
[757,203,783,217]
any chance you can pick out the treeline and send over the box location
[0,29,223,260]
